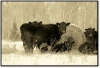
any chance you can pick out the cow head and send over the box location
[64,41,75,51]
[56,22,70,33]
[64,37,75,51]
[84,28,95,42]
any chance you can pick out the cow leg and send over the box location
[25,44,33,53]
[21,36,29,53]
[52,45,56,52]
[47,39,50,45]
[95,42,98,54]
[55,46,61,53]
[23,41,33,53]
[56,48,60,53]
[24,45,33,53]
[32,39,39,51]
[28,46,33,53]
[93,40,98,54]
[94,40,97,51]
[37,43,42,50]
[23,41,28,53]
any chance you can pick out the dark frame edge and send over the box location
[0,1,99,67]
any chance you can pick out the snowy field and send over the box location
[2,40,97,65]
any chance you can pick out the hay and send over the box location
[58,24,87,50]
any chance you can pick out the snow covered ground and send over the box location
[2,40,97,65]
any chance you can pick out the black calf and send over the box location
[84,28,98,54]
[52,38,75,53]
[78,42,95,54]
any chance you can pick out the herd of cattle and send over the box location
[20,21,98,54]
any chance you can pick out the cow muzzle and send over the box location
[62,31,66,33]
[89,34,92,37]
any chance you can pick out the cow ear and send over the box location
[56,23,60,27]
[93,28,95,31]
[84,32,86,34]
[29,22,31,24]
[39,21,42,24]
[66,23,70,26]
[85,29,87,31]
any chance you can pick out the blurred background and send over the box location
[2,2,97,41]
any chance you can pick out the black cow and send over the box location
[84,28,95,42]
[52,41,75,53]
[52,37,75,53]
[84,28,98,54]
[20,22,70,53]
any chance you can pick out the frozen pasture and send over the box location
[2,40,97,65]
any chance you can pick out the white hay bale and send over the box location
[58,24,87,49]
